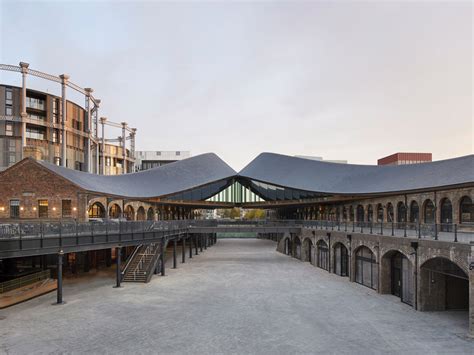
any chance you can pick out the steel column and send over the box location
[56,251,64,304]
[173,238,177,269]
[182,236,186,263]
[189,235,193,258]
[59,74,69,167]
[115,246,121,288]
[161,238,166,276]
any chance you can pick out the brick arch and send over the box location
[419,254,468,276]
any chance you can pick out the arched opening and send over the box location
[423,199,435,224]
[409,201,419,223]
[124,205,135,221]
[303,238,314,263]
[109,204,122,219]
[355,246,377,290]
[459,196,473,224]
[387,203,394,222]
[419,257,468,311]
[335,207,340,222]
[367,205,373,223]
[333,242,348,277]
[316,240,329,271]
[136,206,146,221]
[342,206,347,221]
[397,202,406,223]
[381,251,414,305]
[349,206,354,222]
[376,204,384,222]
[88,202,106,219]
[284,237,291,256]
[356,205,364,224]
[147,207,154,221]
[294,236,302,259]
[440,198,453,231]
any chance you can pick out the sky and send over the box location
[1,0,472,170]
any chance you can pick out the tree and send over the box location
[243,209,266,220]
[221,207,241,219]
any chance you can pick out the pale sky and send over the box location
[1,0,472,170]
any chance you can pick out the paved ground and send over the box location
[0,239,472,354]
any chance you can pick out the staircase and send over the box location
[122,243,161,283]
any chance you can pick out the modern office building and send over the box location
[378,152,432,166]
[0,62,136,175]
[134,150,191,171]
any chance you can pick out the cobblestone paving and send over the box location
[0,239,472,354]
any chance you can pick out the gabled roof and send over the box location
[238,153,474,195]
[33,153,236,199]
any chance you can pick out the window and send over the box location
[5,88,13,105]
[5,88,13,115]
[5,123,13,136]
[26,97,45,110]
[54,157,61,166]
[176,151,180,156]
[9,200,20,218]
[25,126,46,140]
[62,200,72,217]
[106,157,111,166]
[38,200,48,218]
[75,161,83,171]
[8,153,16,165]
[355,246,378,290]
[28,113,45,121]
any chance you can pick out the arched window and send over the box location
[356,205,364,223]
[440,198,453,231]
[88,202,105,219]
[335,207,340,222]
[147,207,154,221]
[397,202,406,223]
[423,200,435,224]
[387,203,394,222]
[377,204,384,222]
[355,246,378,290]
[367,205,373,222]
[349,206,354,222]
[124,205,135,221]
[342,206,348,221]
[409,201,419,223]
[459,196,473,224]
[137,206,146,221]
[109,204,121,219]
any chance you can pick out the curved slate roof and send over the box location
[36,153,236,199]
[238,153,474,195]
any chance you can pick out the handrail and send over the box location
[121,244,142,274]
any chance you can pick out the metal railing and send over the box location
[0,219,472,258]
[0,269,51,294]
[298,220,473,243]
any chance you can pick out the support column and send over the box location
[173,238,177,269]
[59,74,69,167]
[200,235,203,252]
[121,122,127,174]
[161,238,166,276]
[19,62,29,158]
[204,235,207,250]
[182,236,186,263]
[114,246,121,288]
[100,117,107,175]
[189,235,193,259]
[84,88,93,172]
[56,251,64,304]
[195,235,198,255]
[94,100,101,174]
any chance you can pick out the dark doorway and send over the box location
[333,243,348,277]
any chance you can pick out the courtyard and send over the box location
[0,238,472,354]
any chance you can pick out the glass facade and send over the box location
[355,247,378,290]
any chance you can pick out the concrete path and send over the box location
[0,239,472,354]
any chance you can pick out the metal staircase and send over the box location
[121,243,162,283]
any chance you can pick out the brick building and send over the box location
[378,152,432,166]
